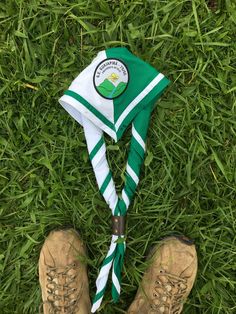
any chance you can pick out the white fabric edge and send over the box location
[126,163,139,185]
[122,190,130,208]
[112,266,121,294]
[132,125,146,151]
[59,94,117,141]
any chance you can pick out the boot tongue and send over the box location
[43,238,76,267]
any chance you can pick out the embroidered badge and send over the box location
[93,58,129,99]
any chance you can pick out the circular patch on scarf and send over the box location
[93,58,129,99]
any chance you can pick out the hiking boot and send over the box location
[39,229,91,314]
[127,236,197,314]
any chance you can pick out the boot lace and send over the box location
[44,262,82,314]
[149,269,187,314]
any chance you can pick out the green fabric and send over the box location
[89,137,104,160]
[111,243,125,302]
[106,48,160,124]
[116,78,170,140]
[100,171,112,194]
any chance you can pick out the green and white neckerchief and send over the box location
[59,47,170,312]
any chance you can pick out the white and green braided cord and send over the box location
[82,104,152,312]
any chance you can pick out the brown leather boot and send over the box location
[127,236,198,314]
[39,229,91,314]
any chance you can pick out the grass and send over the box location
[0,0,236,313]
